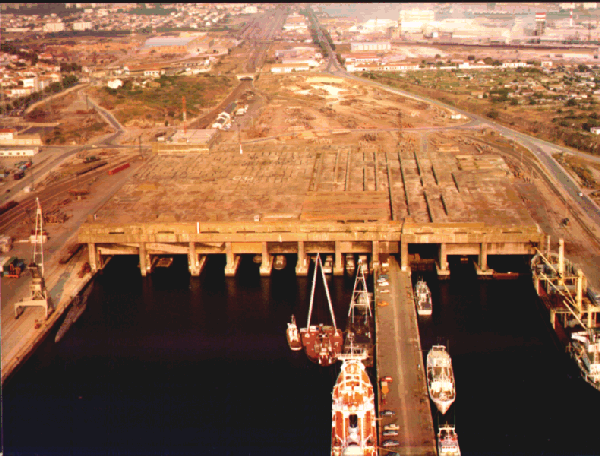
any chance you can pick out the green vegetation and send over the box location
[98,74,234,124]
[359,68,600,156]
[128,5,176,15]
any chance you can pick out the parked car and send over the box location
[383,423,399,431]
[380,410,395,417]
[381,376,393,383]
[383,429,399,437]
[382,439,399,447]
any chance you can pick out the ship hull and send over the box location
[300,326,344,366]
[427,345,456,415]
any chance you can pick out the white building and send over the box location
[591,126,600,135]
[350,42,391,52]
[107,79,123,89]
[243,5,257,14]
[73,21,92,31]
[502,61,528,68]
[43,21,65,32]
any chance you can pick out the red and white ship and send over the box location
[300,254,343,366]
[331,359,377,456]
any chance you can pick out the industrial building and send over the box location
[151,129,220,155]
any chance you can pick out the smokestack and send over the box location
[570,10,573,28]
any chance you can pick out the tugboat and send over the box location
[300,254,344,366]
[331,359,377,456]
[437,424,461,456]
[342,260,374,366]
[414,279,432,316]
[427,345,456,414]
[286,315,302,351]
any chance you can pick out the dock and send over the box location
[375,257,436,456]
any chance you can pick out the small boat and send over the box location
[253,254,263,264]
[286,315,302,351]
[273,255,287,270]
[437,424,461,456]
[427,345,456,414]
[300,254,343,366]
[331,359,377,456]
[155,257,173,268]
[414,279,432,316]
[345,254,355,274]
[322,255,333,274]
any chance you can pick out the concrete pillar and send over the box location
[334,241,344,276]
[372,240,380,272]
[88,242,98,273]
[437,242,450,278]
[546,234,551,258]
[296,241,308,276]
[550,309,556,330]
[139,242,149,277]
[260,242,272,276]
[188,242,200,276]
[576,269,583,312]
[439,243,447,270]
[479,242,488,271]
[400,241,408,272]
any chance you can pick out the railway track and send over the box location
[0,158,133,233]
[470,135,600,250]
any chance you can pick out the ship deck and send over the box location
[375,257,436,456]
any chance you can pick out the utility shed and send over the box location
[152,129,220,155]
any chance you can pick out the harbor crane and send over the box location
[15,197,49,319]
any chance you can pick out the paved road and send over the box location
[309,15,600,230]
[375,258,436,455]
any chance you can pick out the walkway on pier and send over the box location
[375,257,436,455]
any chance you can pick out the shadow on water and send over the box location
[3,254,353,456]
[4,254,600,455]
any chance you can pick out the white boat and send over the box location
[273,255,287,270]
[286,314,302,351]
[331,359,377,456]
[427,345,456,414]
[414,279,432,316]
[437,424,461,456]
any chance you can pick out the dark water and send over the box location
[3,255,600,456]
[415,258,600,456]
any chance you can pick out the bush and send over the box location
[487,110,500,119]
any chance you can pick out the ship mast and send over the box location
[318,254,337,329]
[307,253,319,328]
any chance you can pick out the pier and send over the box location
[375,257,436,456]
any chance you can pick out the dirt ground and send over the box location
[242,73,461,140]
